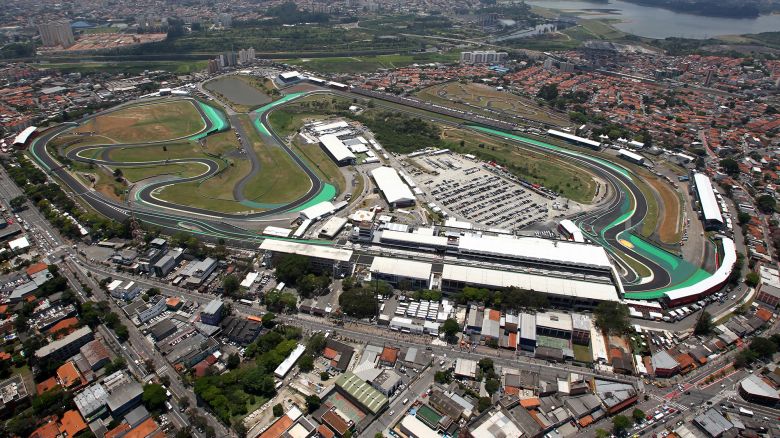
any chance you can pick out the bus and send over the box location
[239,299,254,306]
[738,407,754,417]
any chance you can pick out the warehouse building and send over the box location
[334,372,389,415]
[692,173,724,231]
[319,134,356,166]
[370,167,416,207]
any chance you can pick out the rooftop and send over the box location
[370,166,415,204]
[259,239,353,262]
[335,372,388,414]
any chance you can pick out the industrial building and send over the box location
[334,372,389,415]
[370,167,416,207]
[692,173,724,231]
[319,134,356,166]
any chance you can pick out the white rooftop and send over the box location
[370,257,432,280]
[440,264,619,302]
[260,239,353,262]
[299,201,335,220]
[458,234,613,270]
[370,167,415,205]
[693,173,724,224]
[319,134,356,163]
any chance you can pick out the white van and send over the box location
[402,398,409,405]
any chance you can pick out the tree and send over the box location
[306,332,327,354]
[612,415,631,434]
[434,370,451,384]
[737,211,752,225]
[478,358,494,374]
[273,403,284,417]
[757,195,776,213]
[275,254,310,285]
[745,271,760,287]
[485,378,500,395]
[750,337,777,358]
[632,408,645,423]
[298,354,314,372]
[142,384,167,412]
[9,195,26,211]
[320,371,329,381]
[694,311,714,335]
[594,302,630,335]
[442,319,460,340]
[595,429,610,438]
[338,287,378,319]
[226,353,240,369]
[305,395,321,413]
[720,158,739,175]
[537,83,559,101]
[262,312,276,328]
[477,396,492,412]
[223,275,239,296]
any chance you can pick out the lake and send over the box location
[528,0,780,39]
[205,76,271,107]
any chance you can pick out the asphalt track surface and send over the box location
[31,90,675,292]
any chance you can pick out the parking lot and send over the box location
[410,153,560,230]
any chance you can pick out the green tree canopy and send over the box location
[612,415,631,434]
[694,311,714,335]
[142,384,167,412]
[720,158,739,175]
[594,302,630,335]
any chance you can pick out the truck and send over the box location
[275,282,286,292]
[239,299,254,306]
[738,407,754,417]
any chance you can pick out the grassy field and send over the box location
[120,163,205,182]
[156,158,253,214]
[416,82,570,127]
[94,168,126,201]
[563,19,627,41]
[107,142,203,162]
[291,137,345,193]
[239,116,312,204]
[78,100,205,143]
[441,127,598,203]
[572,344,593,363]
[286,52,459,74]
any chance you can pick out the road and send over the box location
[0,166,228,436]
